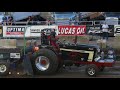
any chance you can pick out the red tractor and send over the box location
[0,28,116,77]
[28,28,115,77]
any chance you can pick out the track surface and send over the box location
[1,61,120,78]
[1,37,120,78]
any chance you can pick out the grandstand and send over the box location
[0,12,106,24]
[0,12,54,23]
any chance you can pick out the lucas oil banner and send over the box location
[58,25,86,36]
[3,25,86,38]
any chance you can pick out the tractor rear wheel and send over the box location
[31,49,59,75]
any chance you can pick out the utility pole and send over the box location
[75,12,81,24]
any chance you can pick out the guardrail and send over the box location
[0,22,117,39]
[0,20,118,26]
[0,21,96,26]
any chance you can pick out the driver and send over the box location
[49,29,60,53]
[41,30,49,45]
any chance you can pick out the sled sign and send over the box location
[58,25,86,36]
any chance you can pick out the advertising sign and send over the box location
[29,25,58,37]
[58,25,86,36]
[88,25,102,35]
[3,25,58,37]
[3,25,86,37]
[3,26,30,37]
[87,25,114,37]
[114,25,120,36]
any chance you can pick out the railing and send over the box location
[0,20,118,26]
[0,21,95,26]
[0,20,116,39]
[93,20,105,25]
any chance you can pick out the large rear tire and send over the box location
[31,49,59,75]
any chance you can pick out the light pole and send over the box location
[23,25,31,55]
[23,26,27,55]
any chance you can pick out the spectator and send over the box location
[41,30,49,45]
[8,15,13,25]
[46,19,50,25]
[102,22,109,40]
[2,15,7,25]
[69,18,72,25]
[41,30,45,44]
[32,16,38,25]
[27,16,32,25]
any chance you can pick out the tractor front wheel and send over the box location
[85,64,99,77]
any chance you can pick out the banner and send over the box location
[114,25,120,36]
[3,25,86,38]
[88,25,102,35]
[3,25,58,38]
[87,25,114,37]
[3,26,30,37]
[29,25,58,37]
[58,25,86,36]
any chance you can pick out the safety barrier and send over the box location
[0,20,119,38]
[1,19,120,26]
[0,21,105,26]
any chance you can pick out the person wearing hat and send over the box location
[49,29,60,53]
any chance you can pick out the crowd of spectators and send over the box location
[0,15,88,26]
[27,16,38,25]
[0,15,52,26]
[26,15,54,25]
[2,15,14,25]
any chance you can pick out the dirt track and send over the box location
[1,61,120,78]
[0,36,120,78]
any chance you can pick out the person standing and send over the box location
[8,15,13,25]
[2,15,7,25]
[102,22,109,40]
[27,16,32,25]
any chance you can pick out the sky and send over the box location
[54,12,76,20]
